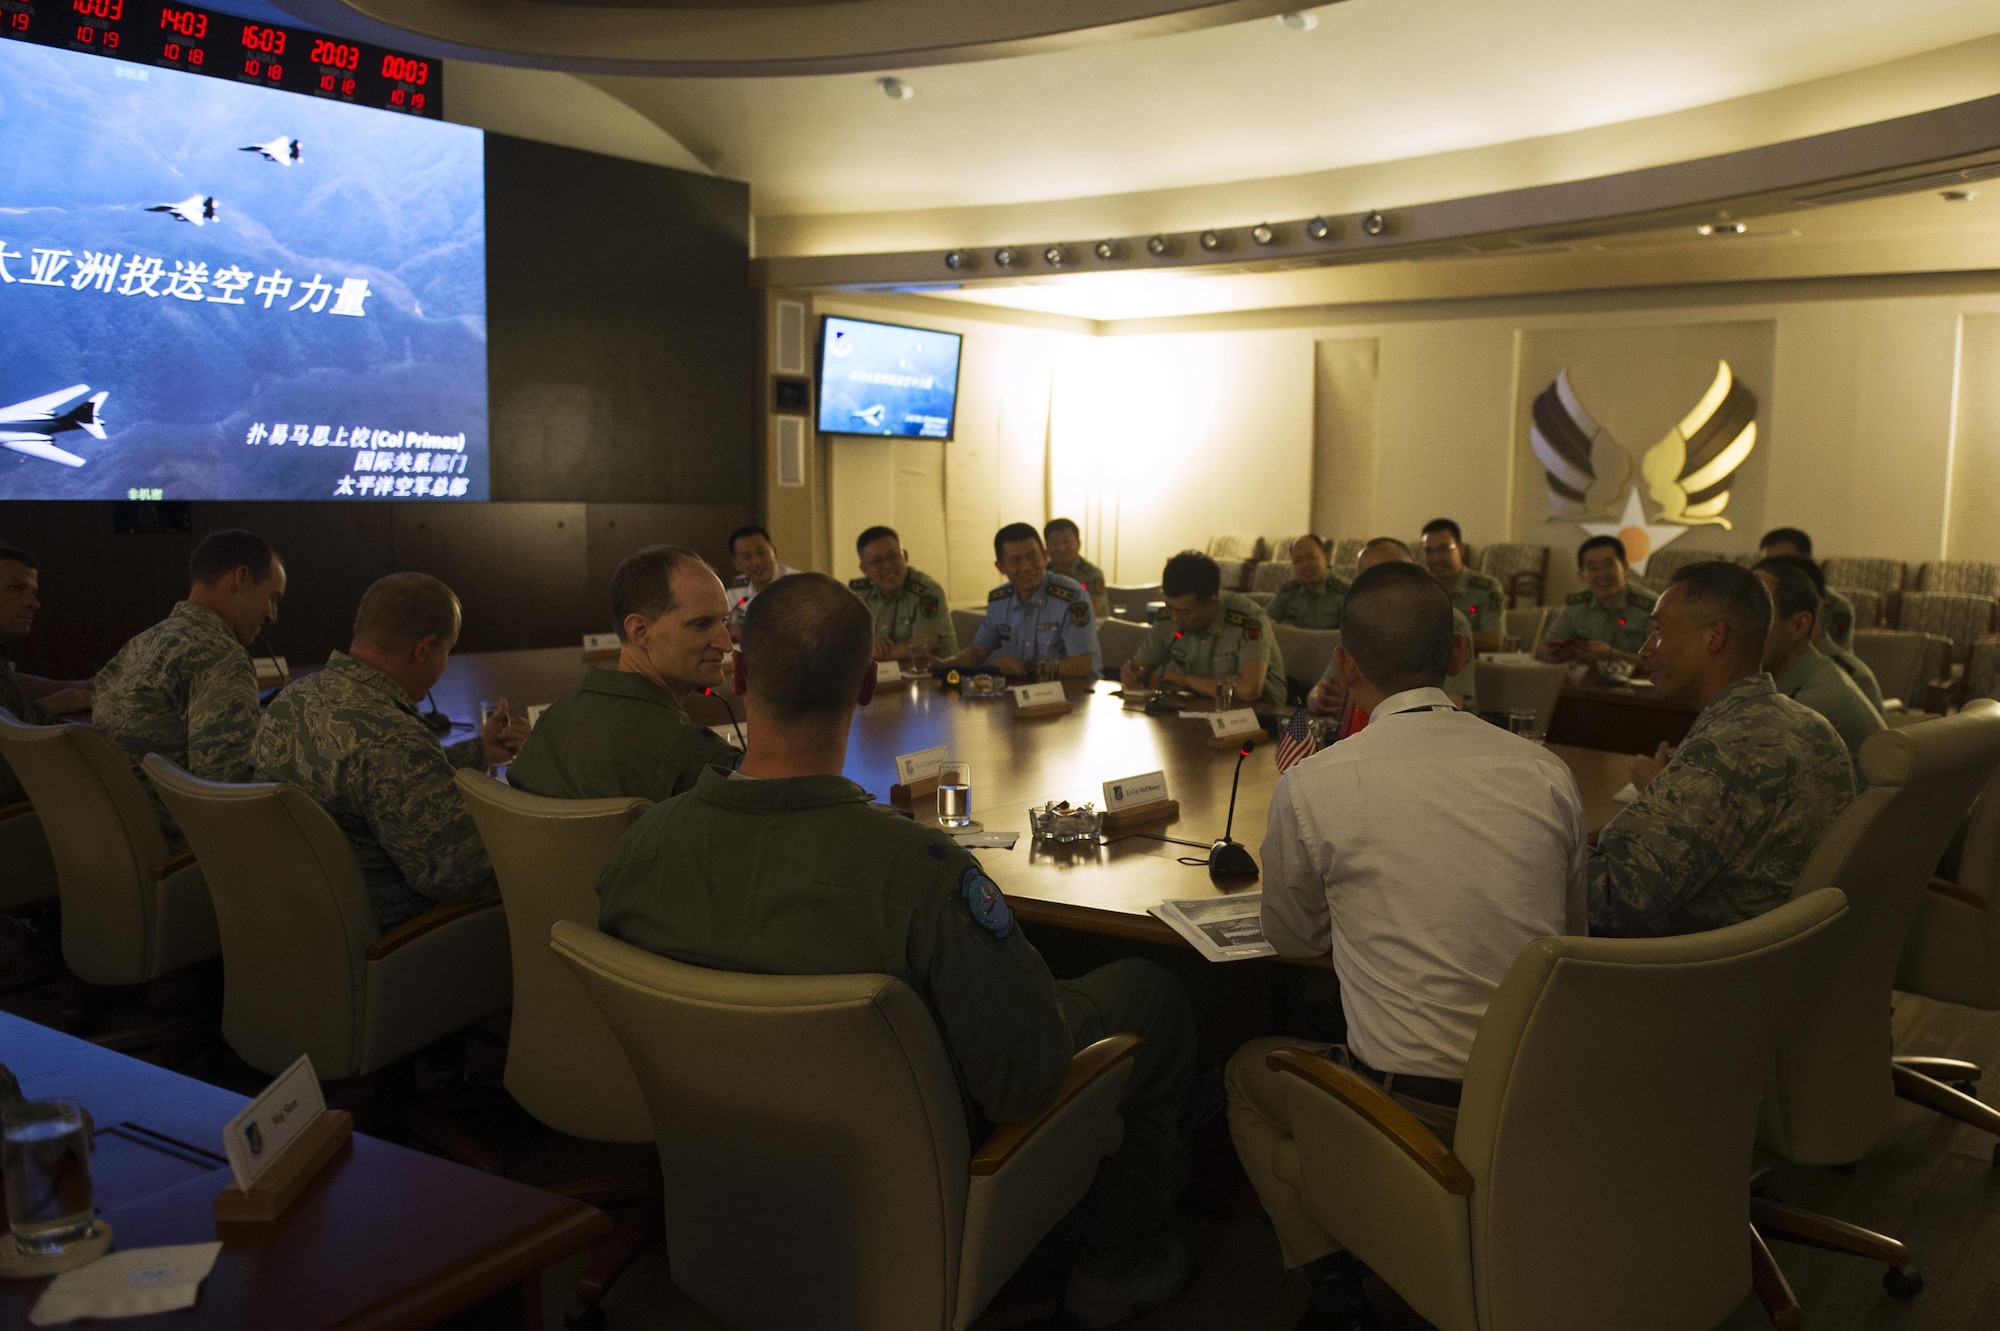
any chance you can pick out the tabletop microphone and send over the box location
[1209,743,1259,879]
[705,687,747,750]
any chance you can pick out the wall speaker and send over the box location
[773,299,807,376]
[775,416,806,489]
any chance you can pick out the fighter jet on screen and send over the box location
[0,385,108,468]
[145,194,216,225]
[240,136,301,165]
[851,404,888,428]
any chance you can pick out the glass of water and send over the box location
[937,760,975,829]
[3,1099,94,1257]
[909,642,934,677]
[1508,708,1546,745]
[1214,679,1236,713]
[1034,657,1060,684]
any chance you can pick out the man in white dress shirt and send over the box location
[1226,560,1589,1331]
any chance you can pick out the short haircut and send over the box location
[1044,517,1080,540]
[1760,527,1814,556]
[1343,561,1456,695]
[189,529,276,586]
[1577,534,1627,567]
[1290,534,1328,556]
[1756,560,1821,626]
[0,544,39,571]
[728,524,773,555]
[1670,561,1771,666]
[353,572,460,652]
[1362,536,1413,560]
[610,545,707,640]
[1162,550,1222,600]
[1756,552,1826,597]
[741,573,872,722]
[994,522,1042,561]
[855,525,899,554]
[1420,518,1462,544]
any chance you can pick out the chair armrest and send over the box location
[0,800,32,824]
[152,850,198,881]
[970,1034,1140,1177]
[1927,877,1986,912]
[365,898,501,961]
[1267,1048,1471,1196]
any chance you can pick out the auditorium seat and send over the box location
[1853,629,1953,713]
[1206,533,1265,562]
[1473,660,1565,734]
[1899,701,2000,1014]
[1640,548,1734,587]
[951,607,983,648]
[1214,558,1255,592]
[1105,584,1163,621]
[1329,538,1368,573]
[1471,542,1549,608]
[1920,560,2000,599]
[1272,625,1338,702]
[1251,559,1294,595]
[1836,586,1885,632]
[1268,889,1849,1331]
[1503,605,1551,652]
[1823,557,1908,599]
[1097,618,1150,677]
[552,920,1137,1331]
[1896,592,1997,705]
[0,800,57,915]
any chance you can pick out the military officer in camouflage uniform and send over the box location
[1590,563,1854,937]
[597,574,1196,1324]
[509,545,739,802]
[0,544,92,804]
[849,525,959,661]
[1045,517,1112,622]
[1755,561,1884,765]
[1537,536,1656,664]
[949,523,1101,678]
[1308,538,1479,716]
[1263,535,1350,631]
[1122,551,1288,705]
[1420,519,1507,652]
[93,530,284,844]
[253,573,525,930]
[1760,527,1857,652]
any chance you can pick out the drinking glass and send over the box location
[1034,658,1060,684]
[937,760,974,828]
[3,1099,93,1257]
[1508,708,1546,745]
[1214,680,1236,713]
[909,643,934,677]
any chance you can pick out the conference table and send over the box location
[0,1012,609,1330]
[430,649,1636,952]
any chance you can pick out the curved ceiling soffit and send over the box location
[267,0,1308,76]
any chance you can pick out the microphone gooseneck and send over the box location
[706,687,747,750]
[1209,743,1258,880]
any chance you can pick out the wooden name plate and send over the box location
[889,775,940,805]
[214,1109,353,1226]
[1101,799,1178,832]
[1208,731,1262,751]
[1010,682,1072,720]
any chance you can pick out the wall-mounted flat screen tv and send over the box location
[0,38,488,501]
[816,316,962,440]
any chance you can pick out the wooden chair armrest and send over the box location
[0,800,33,824]
[1927,877,1986,912]
[365,897,501,961]
[969,1034,1141,1178]
[153,850,198,881]
[1267,1048,1473,1196]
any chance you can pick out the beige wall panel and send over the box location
[1377,323,1518,551]
[893,441,954,590]
[1310,338,1381,542]
[826,435,897,576]
[1950,314,2000,563]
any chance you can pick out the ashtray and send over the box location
[963,673,1006,698]
[1030,801,1103,843]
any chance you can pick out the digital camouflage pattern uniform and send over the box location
[1774,644,1884,766]
[1264,576,1351,631]
[1822,638,1888,717]
[93,600,260,846]
[973,572,1102,673]
[252,651,493,931]
[1131,591,1289,705]
[1589,674,1854,937]
[0,653,55,805]
[1543,585,1658,656]
[597,767,1196,1267]
[1049,556,1112,623]
[848,567,960,655]
[507,667,738,803]
[1443,568,1507,641]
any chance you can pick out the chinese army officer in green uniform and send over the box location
[597,573,1197,1327]
[1537,535,1657,665]
[1044,517,1112,622]
[848,525,959,663]
[1120,550,1288,705]
[1263,535,1349,631]
[509,544,741,802]
[1420,518,1507,652]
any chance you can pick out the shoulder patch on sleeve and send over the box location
[922,598,940,617]
[960,865,1015,938]
[848,577,872,591]
[1046,582,1076,602]
[1069,600,1090,626]
[988,584,1012,602]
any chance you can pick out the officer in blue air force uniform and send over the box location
[947,521,1103,678]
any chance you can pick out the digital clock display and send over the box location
[0,0,440,116]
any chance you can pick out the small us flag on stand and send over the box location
[1274,707,1319,773]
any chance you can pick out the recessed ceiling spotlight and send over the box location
[994,247,1019,267]
[1251,223,1276,246]
[1199,230,1224,251]
[1695,222,1746,236]
[1094,239,1121,260]
[1361,211,1387,236]
[1943,189,1979,202]
[1043,244,1070,267]
[1146,235,1172,257]
[1305,216,1332,241]
[943,250,967,270]
[1278,12,1317,31]
[877,76,914,100]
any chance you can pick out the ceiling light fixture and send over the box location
[1305,216,1332,241]
[994,247,1019,267]
[1199,230,1224,251]
[1694,222,1746,236]
[1278,12,1317,31]
[1361,212,1387,237]
[1094,239,1121,260]
[1043,245,1070,267]
[877,76,914,100]
[1251,223,1276,246]
[1146,235,1172,257]
[943,250,967,270]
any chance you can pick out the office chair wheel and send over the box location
[1883,1265,1923,1301]
[563,1298,607,1331]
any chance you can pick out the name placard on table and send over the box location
[1205,708,1263,748]
[889,744,949,804]
[582,632,620,662]
[1010,681,1072,718]
[875,660,902,685]
[215,1055,353,1225]
[1101,769,1178,831]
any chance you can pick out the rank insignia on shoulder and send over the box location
[1566,590,1593,604]
[1046,582,1075,601]
[988,585,1012,602]
[1224,610,1257,630]
[960,866,1015,939]
[1070,601,1090,626]
[848,577,871,591]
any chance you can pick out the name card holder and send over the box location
[875,660,902,685]
[1205,708,1264,750]
[889,745,949,805]
[582,632,620,663]
[1100,770,1178,832]
[1010,681,1072,719]
[213,1109,352,1226]
[1102,799,1179,832]
[252,656,289,690]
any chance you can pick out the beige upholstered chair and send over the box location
[552,920,1137,1331]
[1968,638,2000,703]
[0,713,216,986]
[1251,558,1295,595]
[1096,618,1151,677]
[1472,660,1565,733]
[1271,890,1849,1331]
[144,755,510,1079]
[1104,584,1162,621]
[950,608,983,649]
[1833,587,1884,633]
[1272,626,1339,699]
[1897,591,1995,659]
[1640,547,1733,588]
[0,800,57,914]
[1752,708,2000,1295]
[1264,535,1302,564]
[1206,533,1264,562]
[1852,629,1952,712]
[1329,538,1369,574]
[1823,557,1907,597]
[1502,605,1551,651]
[1213,557,1254,592]
[1471,543,1549,608]
[1920,560,2000,599]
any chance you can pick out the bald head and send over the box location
[1356,536,1414,575]
[352,572,460,653]
[741,572,873,723]
[1342,561,1456,695]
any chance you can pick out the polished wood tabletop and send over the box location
[0,1012,609,1330]
[428,651,1635,950]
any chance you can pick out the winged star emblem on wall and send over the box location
[1528,360,1758,574]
